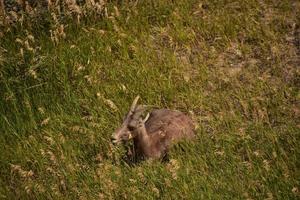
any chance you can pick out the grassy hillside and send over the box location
[0,0,299,199]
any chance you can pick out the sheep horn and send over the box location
[129,95,140,113]
[142,113,150,123]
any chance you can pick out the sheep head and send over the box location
[111,96,149,144]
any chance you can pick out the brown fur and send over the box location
[134,109,195,159]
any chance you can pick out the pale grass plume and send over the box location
[166,159,180,180]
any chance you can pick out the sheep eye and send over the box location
[127,126,135,131]
[121,133,128,139]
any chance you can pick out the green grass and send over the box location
[0,0,299,199]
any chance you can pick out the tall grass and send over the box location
[0,0,299,199]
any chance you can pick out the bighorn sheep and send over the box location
[111,96,195,160]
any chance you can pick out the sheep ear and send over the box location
[135,104,147,111]
[132,105,147,119]
[128,111,149,128]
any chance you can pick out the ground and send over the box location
[0,0,299,199]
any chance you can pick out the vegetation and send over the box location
[0,0,299,199]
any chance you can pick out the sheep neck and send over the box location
[136,124,152,156]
